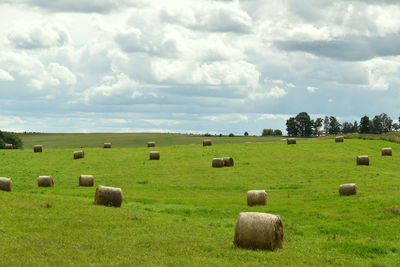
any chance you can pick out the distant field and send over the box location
[20,133,282,149]
[1,138,399,265]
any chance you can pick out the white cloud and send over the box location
[307,86,318,92]
[0,69,14,81]
[7,23,71,49]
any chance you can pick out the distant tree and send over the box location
[341,122,353,134]
[0,131,23,149]
[328,116,341,135]
[229,133,235,137]
[352,121,359,133]
[369,113,392,134]
[392,123,400,131]
[359,116,370,134]
[273,129,283,136]
[323,116,330,135]
[219,133,222,137]
[312,117,323,136]
[295,112,313,137]
[244,131,249,136]
[286,118,297,136]
[204,133,211,137]
[262,129,274,136]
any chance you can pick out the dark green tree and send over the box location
[328,116,341,135]
[262,129,274,136]
[273,129,283,136]
[286,117,297,136]
[295,112,313,137]
[341,122,353,134]
[359,116,370,134]
[244,131,249,136]
[323,116,330,135]
[0,131,23,149]
[312,118,323,136]
[352,121,359,133]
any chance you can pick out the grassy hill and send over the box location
[19,133,281,149]
[0,137,399,265]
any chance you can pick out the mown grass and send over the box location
[19,133,281,149]
[0,138,400,266]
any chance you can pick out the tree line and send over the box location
[286,112,399,137]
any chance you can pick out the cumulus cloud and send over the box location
[160,3,252,33]
[307,86,318,92]
[3,0,146,13]
[7,23,70,49]
[0,69,14,81]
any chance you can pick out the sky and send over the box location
[0,0,399,135]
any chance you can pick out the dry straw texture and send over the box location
[356,155,369,165]
[149,151,160,160]
[94,185,122,207]
[38,176,54,187]
[79,175,94,187]
[287,138,296,145]
[4,144,13,149]
[74,151,85,159]
[103,143,112,149]
[381,148,392,156]
[223,157,234,167]
[335,136,344,143]
[33,145,43,152]
[203,139,212,146]
[247,190,267,206]
[339,183,357,196]
[234,212,284,250]
[0,177,12,192]
[212,158,224,168]
[147,141,156,147]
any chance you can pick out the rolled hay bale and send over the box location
[335,136,344,143]
[203,139,212,146]
[73,150,84,159]
[381,148,392,156]
[147,141,156,147]
[356,155,369,165]
[287,138,296,145]
[223,157,234,167]
[94,185,122,207]
[4,144,13,149]
[149,151,160,160]
[234,212,284,250]
[33,145,43,152]
[247,190,267,206]
[103,143,112,149]
[79,175,94,187]
[212,158,224,168]
[38,176,54,187]
[339,183,357,196]
[0,177,12,192]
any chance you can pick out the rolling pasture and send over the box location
[0,135,399,266]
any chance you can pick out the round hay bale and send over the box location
[234,212,283,250]
[247,190,267,206]
[287,138,296,145]
[212,158,224,168]
[33,145,43,152]
[149,151,160,160]
[4,144,13,149]
[223,157,234,167]
[335,136,344,143]
[79,175,94,187]
[381,148,392,156]
[38,176,54,187]
[103,143,112,149]
[0,177,12,192]
[74,151,84,159]
[356,155,369,165]
[203,139,212,146]
[339,183,357,196]
[147,141,156,147]
[94,185,122,207]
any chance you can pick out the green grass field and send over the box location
[19,133,281,149]
[1,135,400,266]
